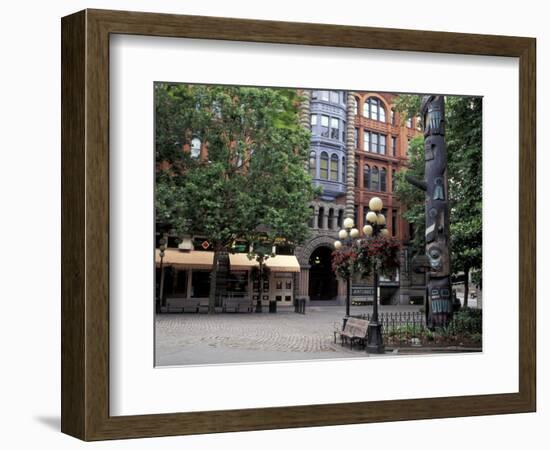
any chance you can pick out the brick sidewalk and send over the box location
[155,305,421,366]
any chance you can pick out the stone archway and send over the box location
[295,231,343,302]
[295,233,337,266]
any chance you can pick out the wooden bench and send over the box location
[334,318,369,349]
[165,298,201,313]
[181,298,200,313]
[223,297,253,313]
[198,298,210,313]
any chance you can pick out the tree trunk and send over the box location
[463,266,470,309]
[208,249,219,314]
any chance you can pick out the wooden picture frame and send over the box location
[61,9,536,441]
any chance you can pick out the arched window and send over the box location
[342,157,346,182]
[309,151,317,177]
[320,152,329,179]
[330,154,339,180]
[337,210,344,228]
[308,206,315,228]
[190,137,201,159]
[318,207,325,229]
[380,168,387,192]
[363,164,371,189]
[364,97,387,122]
[371,166,379,191]
[328,208,335,229]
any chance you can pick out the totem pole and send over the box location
[407,96,453,328]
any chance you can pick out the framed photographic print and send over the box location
[61,9,536,441]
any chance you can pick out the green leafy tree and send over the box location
[394,95,482,306]
[155,83,315,312]
[446,96,483,304]
[394,135,425,253]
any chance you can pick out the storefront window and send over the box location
[174,269,188,295]
[191,271,210,297]
[227,271,248,295]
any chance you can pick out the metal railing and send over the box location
[354,311,426,335]
[350,310,482,336]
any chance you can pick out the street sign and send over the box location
[351,283,374,304]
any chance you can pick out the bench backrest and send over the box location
[344,318,369,337]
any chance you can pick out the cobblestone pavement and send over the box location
[155,305,421,366]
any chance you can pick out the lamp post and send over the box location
[334,217,360,326]
[158,237,167,311]
[364,197,387,354]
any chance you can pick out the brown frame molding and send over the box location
[61,9,536,441]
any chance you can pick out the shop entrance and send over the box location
[308,246,338,301]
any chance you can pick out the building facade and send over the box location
[156,87,426,310]
[295,90,426,305]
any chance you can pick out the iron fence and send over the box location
[350,310,482,336]
[353,311,426,336]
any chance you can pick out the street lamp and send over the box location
[158,237,167,312]
[334,218,359,324]
[364,197,386,354]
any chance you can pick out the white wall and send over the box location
[0,1,546,449]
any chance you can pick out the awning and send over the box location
[157,249,301,273]
[228,253,257,271]
[266,255,301,273]
[155,249,213,270]
[228,253,301,273]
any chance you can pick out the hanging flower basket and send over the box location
[331,244,360,279]
[332,236,401,279]
[359,236,401,276]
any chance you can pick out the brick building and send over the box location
[156,87,426,311]
[295,90,426,305]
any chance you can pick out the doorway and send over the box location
[308,246,338,301]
